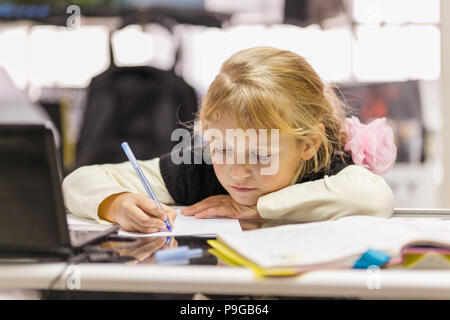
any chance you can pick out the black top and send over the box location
[159,146,352,205]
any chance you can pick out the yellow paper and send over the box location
[207,240,299,277]
[400,253,450,269]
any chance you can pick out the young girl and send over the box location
[62,46,396,234]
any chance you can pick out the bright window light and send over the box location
[113,23,175,70]
[291,26,352,82]
[353,25,440,81]
[0,26,29,89]
[353,0,440,24]
[179,24,352,94]
[143,23,176,70]
[29,25,109,88]
[112,25,155,67]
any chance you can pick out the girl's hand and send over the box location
[181,195,261,219]
[98,192,177,233]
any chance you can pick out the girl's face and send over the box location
[207,113,305,206]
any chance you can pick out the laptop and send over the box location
[0,122,118,258]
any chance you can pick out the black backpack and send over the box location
[75,65,198,168]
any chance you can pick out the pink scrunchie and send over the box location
[343,116,397,175]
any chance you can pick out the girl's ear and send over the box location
[299,123,325,161]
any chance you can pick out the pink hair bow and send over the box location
[343,116,397,175]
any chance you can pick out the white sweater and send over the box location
[62,158,394,223]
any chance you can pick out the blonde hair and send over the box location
[194,46,347,180]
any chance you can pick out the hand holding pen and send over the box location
[97,143,176,234]
[121,142,172,231]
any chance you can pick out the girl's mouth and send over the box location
[230,185,256,192]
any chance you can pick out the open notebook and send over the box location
[209,216,450,276]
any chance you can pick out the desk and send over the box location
[0,263,449,299]
[1,212,450,300]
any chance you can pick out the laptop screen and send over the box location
[0,124,70,252]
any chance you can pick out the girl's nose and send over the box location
[229,164,252,181]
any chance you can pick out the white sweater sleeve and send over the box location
[62,158,175,222]
[256,165,394,222]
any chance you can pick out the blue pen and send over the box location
[121,142,172,235]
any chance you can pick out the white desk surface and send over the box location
[1,211,450,299]
[0,262,449,299]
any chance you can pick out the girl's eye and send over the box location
[251,152,272,164]
[257,155,271,165]
[213,149,272,164]
[214,148,232,154]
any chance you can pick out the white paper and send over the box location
[118,211,242,237]
[67,214,98,226]
[66,213,114,231]
[217,216,450,269]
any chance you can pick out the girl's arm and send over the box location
[62,157,175,222]
[256,165,394,222]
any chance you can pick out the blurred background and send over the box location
[0,0,449,209]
